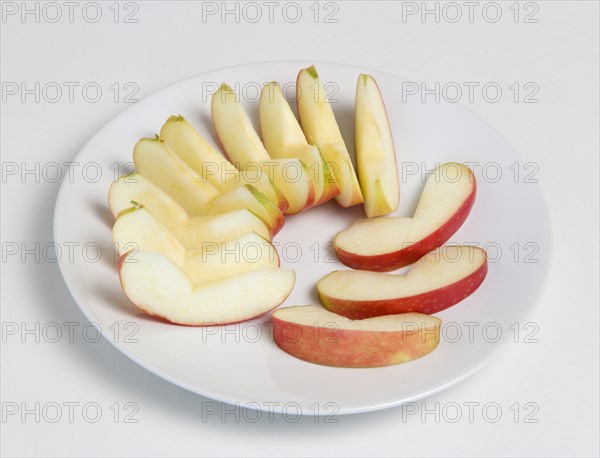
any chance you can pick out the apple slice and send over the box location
[272,305,441,368]
[108,173,187,224]
[113,206,279,283]
[334,162,476,271]
[318,246,487,319]
[159,115,288,212]
[171,209,271,248]
[211,84,315,214]
[355,74,399,218]
[133,137,219,215]
[259,82,340,205]
[119,250,295,326]
[296,65,363,208]
[205,184,285,236]
[109,173,283,236]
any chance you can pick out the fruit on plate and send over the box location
[113,206,278,283]
[272,305,441,367]
[133,137,219,215]
[296,65,363,208]
[211,84,315,214]
[334,162,476,271]
[355,74,399,218]
[119,250,295,326]
[109,173,284,236]
[203,184,285,236]
[318,246,487,318]
[259,82,340,205]
[159,115,288,212]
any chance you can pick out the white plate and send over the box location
[54,61,552,415]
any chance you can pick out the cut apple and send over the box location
[119,250,295,326]
[171,209,271,248]
[113,206,279,283]
[211,83,315,214]
[296,65,363,208]
[159,115,288,212]
[259,82,340,205]
[355,74,399,218]
[272,305,441,368]
[133,137,219,215]
[109,173,282,237]
[204,184,285,236]
[108,173,188,225]
[318,246,487,318]
[334,162,476,271]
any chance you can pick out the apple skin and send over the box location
[320,259,488,319]
[334,182,476,271]
[272,314,441,368]
[118,251,292,327]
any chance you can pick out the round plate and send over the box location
[54,61,552,415]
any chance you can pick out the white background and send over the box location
[1,1,598,457]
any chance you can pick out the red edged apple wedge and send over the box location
[296,65,363,208]
[113,206,279,283]
[259,82,340,205]
[211,83,315,214]
[133,137,219,215]
[355,74,399,218]
[119,251,295,326]
[159,115,289,212]
[318,246,487,319]
[272,305,441,368]
[334,162,476,271]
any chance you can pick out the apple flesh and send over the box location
[119,250,295,326]
[272,305,441,368]
[211,84,316,214]
[159,115,288,212]
[133,137,219,215]
[318,246,487,319]
[109,174,283,237]
[296,65,363,208]
[113,206,279,283]
[259,82,340,205]
[355,74,399,218]
[334,162,476,271]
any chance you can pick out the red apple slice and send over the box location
[272,305,441,368]
[355,74,399,218]
[119,250,295,326]
[334,162,476,271]
[318,246,487,319]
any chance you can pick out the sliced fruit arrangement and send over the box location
[113,205,279,283]
[355,73,400,218]
[318,246,488,319]
[109,173,283,237]
[119,250,295,326]
[296,65,363,208]
[212,84,315,214]
[259,82,340,205]
[334,162,476,271]
[106,66,491,368]
[272,305,441,368]
[159,115,289,212]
